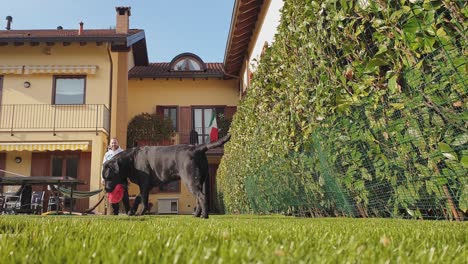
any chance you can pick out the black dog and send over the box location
[102,134,230,218]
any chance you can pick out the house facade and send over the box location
[0,1,283,214]
[0,7,147,213]
[224,0,284,97]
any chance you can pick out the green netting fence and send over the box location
[218,0,467,220]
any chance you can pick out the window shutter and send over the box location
[179,106,192,144]
[225,106,237,119]
[155,105,164,117]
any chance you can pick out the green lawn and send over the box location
[0,215,466,263]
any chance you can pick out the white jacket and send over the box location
[103,147,124,164]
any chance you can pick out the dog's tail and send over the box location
[194,134,231,153]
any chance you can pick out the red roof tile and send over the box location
[129,62,225,79]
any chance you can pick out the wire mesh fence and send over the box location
[219,0,467,220]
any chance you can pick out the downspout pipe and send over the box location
[106,43,113,145]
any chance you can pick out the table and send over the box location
[0,176,83,215]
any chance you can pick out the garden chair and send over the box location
[30,191,45,214]
[3,193,21,214]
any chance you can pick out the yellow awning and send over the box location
[0,142,90,151]
[24,65,98,75]
[0,65,23,74]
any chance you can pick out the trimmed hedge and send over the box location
[218,0,467,219]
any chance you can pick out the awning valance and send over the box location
[24,65,98,75]
[0,142,90,151]
[0,65,23,74]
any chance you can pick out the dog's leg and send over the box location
[129,194,141,216]
[193,197,202,217]
[138,190,150,215]
[197,192,208,219]
[190,183,208,218]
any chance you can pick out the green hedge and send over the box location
[218,0,467,219]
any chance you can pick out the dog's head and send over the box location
[102,159,123,193]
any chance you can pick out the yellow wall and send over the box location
[128,78,238,117]
[0,44,111,106]
[110,51,129,148]
[2,151,32,193]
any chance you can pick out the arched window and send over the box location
[169,53,207,72]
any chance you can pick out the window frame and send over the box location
[52,75,87,105]
[168,53,207,72]
[192,106,225,144]
[50,153,80,178]
[160,106,178,132]
[172,58,203,71]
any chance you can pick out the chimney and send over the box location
[78,22,84,35]
[115,6,131,34]
[5,16,12,30]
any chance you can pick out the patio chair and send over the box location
[47,195,64,212]
[3,193,21,214]
[0,195,5,214]
[30,191,45,214]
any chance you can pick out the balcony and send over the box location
[0,104,110,135]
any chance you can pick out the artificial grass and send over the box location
[0,215,466,263]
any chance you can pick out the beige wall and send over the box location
[110,51,129,148]
[240,0,284,93]
[2,151,32,193]
[128,78,238,117]
[0,44,111,106]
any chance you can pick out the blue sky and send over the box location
[1,0,235,63]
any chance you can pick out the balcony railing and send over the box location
[0,104,110,135]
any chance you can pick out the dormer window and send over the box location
[169,53,207,72]
[173,58,202,71]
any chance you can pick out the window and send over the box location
[193,107,224,144]
[51,154,79,178]
[53,76,86,104]
[169,53,206,72]
[173,58,202,71]
[156,106,178,132]
[51,153,79,208]
[163,107,178,132]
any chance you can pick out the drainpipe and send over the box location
[106,43,113,145]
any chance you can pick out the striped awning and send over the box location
[0,142,89,151]
[24,65,98,75]
[0,65,23,74]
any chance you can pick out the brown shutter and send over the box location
[74,152,91,212]
[30,152,51,209]
[179,106,192,144]
[225,106,237,119]
[31,153,51,192]
[155,105,164,117]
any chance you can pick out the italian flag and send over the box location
[208,110,218,142]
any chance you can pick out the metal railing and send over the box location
[0,104,110,135]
